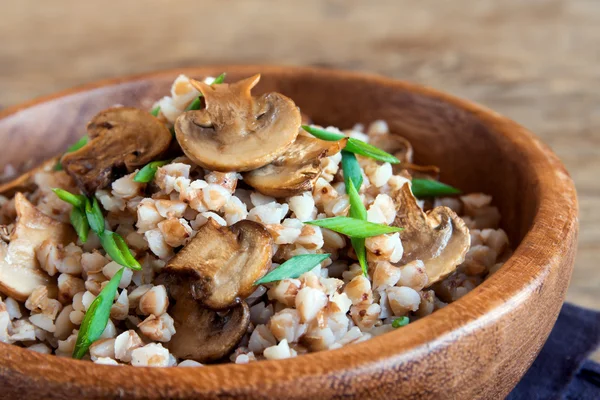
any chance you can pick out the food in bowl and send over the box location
[0,73,510,367]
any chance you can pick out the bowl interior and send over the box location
[0,69,533,247]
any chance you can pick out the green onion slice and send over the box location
[133,160,171,183]
[346,180,368,276]
[392,316,410,328]
[255,254,330,285]
[302,125,399,164]
[341,150,363,191]
[70,207,89,244]
[411,178,461,198]
[99,231,141,271]
[306,216,402,239]
[52,188,85,209]
[72,267,124,359]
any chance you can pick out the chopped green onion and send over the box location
[212,72,227,85]
[52,188,85,209]
[302,125,399,164]
[347,180,367,221]
[113,233,141,270]
[133,160,171,183]
[185,97,202,112]
[346,180,368,276]
[53,189,140,270]
[255,254,330,285]
[306,216,403,238]
[185,72,227,111]
[72,267,124,359]
[70,207,89,243]
[150,106,161,117]
[341,150,363,191]
[99,231,141,270]
[301,125,345,141]
[411,178,461,198]
[85,197,105,234]
[392,316,410,328]
[345,138,400,164]
[54,136,89,170]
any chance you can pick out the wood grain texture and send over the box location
[0,66,579,399]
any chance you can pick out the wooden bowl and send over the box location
[0,66,578,399]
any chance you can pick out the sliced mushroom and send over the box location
[369,134,440,179]
[164,218,272,310]
[393,184,470,285]
[243,135,346,197]
[0,156,60,197]
[62,107,172,195]
[0,193,75,301]
[369,134,414,164]
[168,296,250,362]
[174,74,301,172]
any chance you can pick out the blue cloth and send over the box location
[508,303,600,400]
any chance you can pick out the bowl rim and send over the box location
[0,65,578,396]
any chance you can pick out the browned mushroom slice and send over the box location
[0,156,60,197]
[0,193,75,301]
[393,184,470,285]
[164,218,272,310]
[243,136,346,197]
[168,296,250,362]
[61,107,172,195]
[369,134,439,179]
[174,74,301,172]
[369,134,414,164]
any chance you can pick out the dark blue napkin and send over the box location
[508,303,600,400]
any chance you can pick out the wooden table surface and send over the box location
[2,0,598,358]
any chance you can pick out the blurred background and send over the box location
[2,0,598,351]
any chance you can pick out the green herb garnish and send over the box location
[411,178,461,198]
[53,189,140,270]
[72,267,124,359]
[255,254,331,285]
[306,216,402,238]
[133,160,172,183]
[85,197,105,234]
[52,188,86,209]
[341,150,363,191]
[150,105,161,117]
[99,230,141,271]
[185,72,227,111]
[392,316,410,328]
[52,188,89,242]
[301,125,346,141]
[302,125,400,164]
[346,180,368,276]
[54,136,89,170]
[69,206,89,244]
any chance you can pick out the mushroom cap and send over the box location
[164,218,273,310]
[393,184,470,285]
[0,156,60,197]
[62,107,172,195]
[168,296,250,363]
[0,193,75,301]
[243,135,346,197]
[174,74,302,172]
